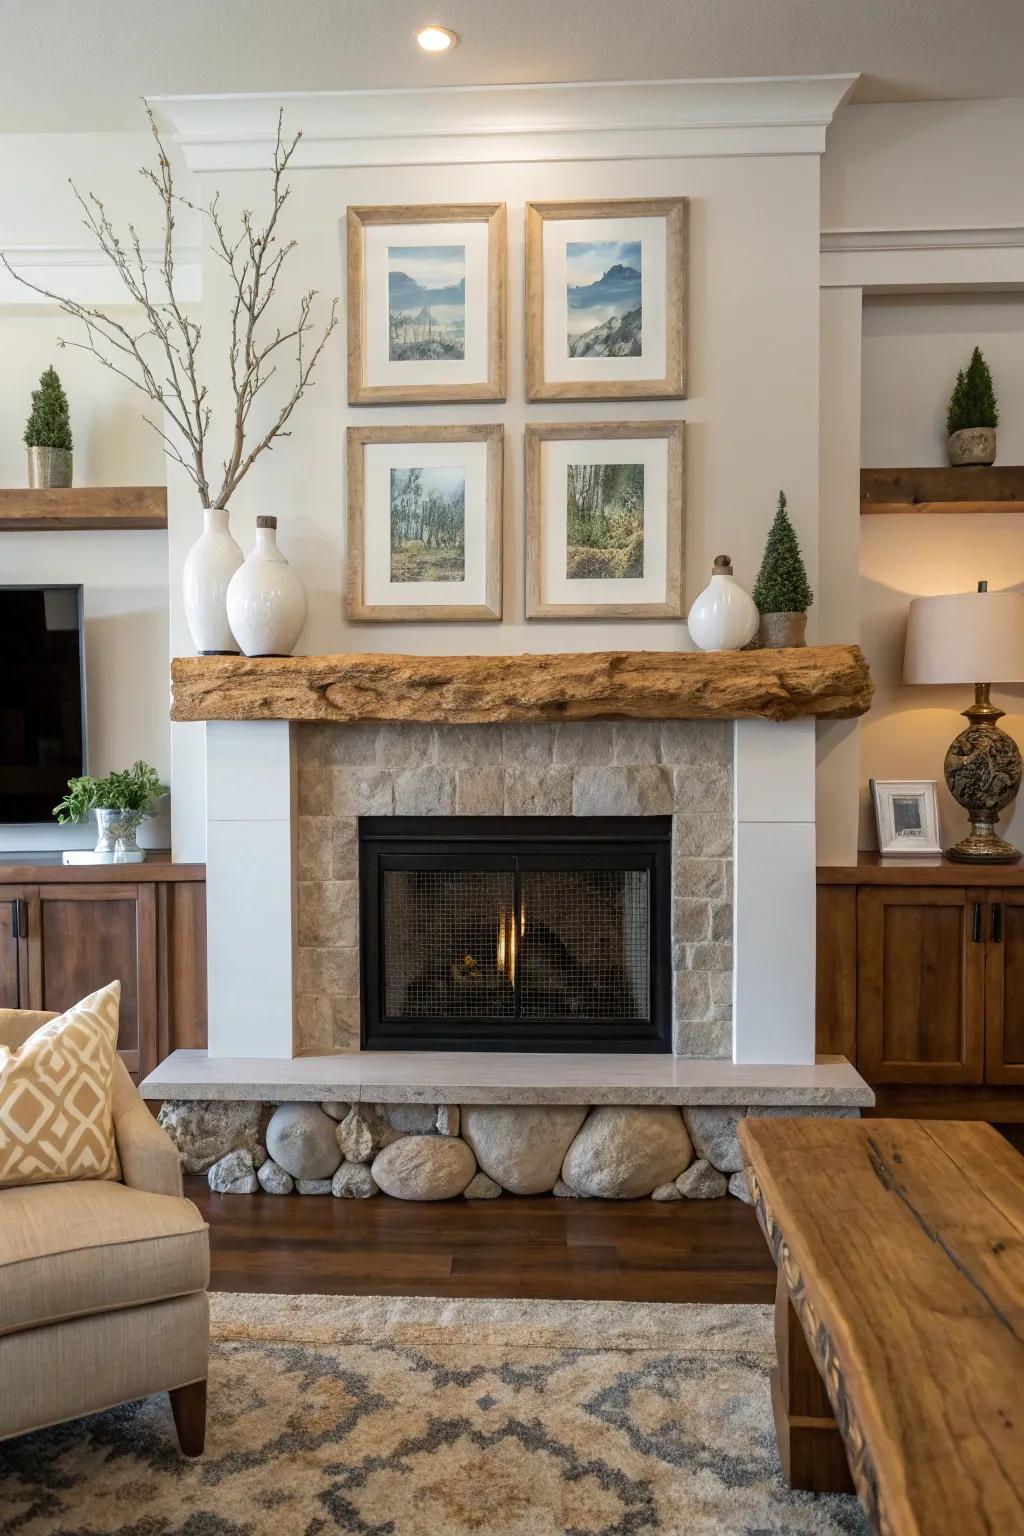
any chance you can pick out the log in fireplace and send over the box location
[359,817,672,1052]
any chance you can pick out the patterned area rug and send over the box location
[1,1292,870,1535]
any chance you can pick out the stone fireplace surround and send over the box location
[294,718,733,1059]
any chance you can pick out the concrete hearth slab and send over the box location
[141,1049,873,1108]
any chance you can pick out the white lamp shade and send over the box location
[903,590,1024,685]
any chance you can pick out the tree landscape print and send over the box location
[390,467,466,583]
[566,240,642,357]
[566,462,645,579]
[388,245,466,361]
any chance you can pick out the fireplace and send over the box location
[359,816,672,1052]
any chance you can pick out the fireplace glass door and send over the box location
[360,817,671,1052]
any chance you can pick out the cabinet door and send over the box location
[0,886,29,1009]
[985,888,1024,1085]
[25,884,158,1080]
[857,887,985,1084]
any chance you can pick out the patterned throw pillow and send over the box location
[0,981,122,1188]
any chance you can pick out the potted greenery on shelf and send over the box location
[24,365,73,488]
[54,761,167,863]
[752,490,814,648]
[946,346,999,466]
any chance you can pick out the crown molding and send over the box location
[820,225,1024,291]
[150,75,858,172]
[0,244,201,305]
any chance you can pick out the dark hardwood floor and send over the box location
[188,1178,775,1304]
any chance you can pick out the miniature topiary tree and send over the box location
[946,346,998,434]
[24,365,73,451]
[752,491,813,615]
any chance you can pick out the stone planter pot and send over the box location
[758,611,808,649]
[948,427,996,467]
[27,445,72,488]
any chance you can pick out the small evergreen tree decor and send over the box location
[24,365,73,451]
[946,346,998,434]
[752,491,813,615]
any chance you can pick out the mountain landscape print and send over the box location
[566,239,642,358]
[388,245,466,361]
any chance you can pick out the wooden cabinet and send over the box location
[818,858,1024,1097]
[985,888,1024,1084]
[857,887,986,1084]
[0,861,205,1080]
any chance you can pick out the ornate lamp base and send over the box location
[944,684,1022,865]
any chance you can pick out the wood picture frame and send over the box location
[525,197,688,403]
[346,423,503,622]
[347,202,507,405]
[870,779,943,857]
[525,420,685,620]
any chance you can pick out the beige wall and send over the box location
[859,294,1024,851]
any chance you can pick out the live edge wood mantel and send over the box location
[170,644,872,725]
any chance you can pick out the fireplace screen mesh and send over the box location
[381,865,650,1021]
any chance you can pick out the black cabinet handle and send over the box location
[973,901,983,942]
[9,902,16,940]
[991,901,1003,944]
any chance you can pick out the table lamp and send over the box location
[903,582,1024,863]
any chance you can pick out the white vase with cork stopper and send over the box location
[686,555,759,652]
[226,515,308,657]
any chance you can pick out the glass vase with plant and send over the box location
[54,761,167,861]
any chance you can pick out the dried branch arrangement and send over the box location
[0,105,337,509]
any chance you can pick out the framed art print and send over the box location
[347,203,506,405]
[525,197,687,402]
[525,421,684,619]
[346,424,503,622]
[871,779,942,857]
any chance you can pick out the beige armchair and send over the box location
[0,1010,210,1454]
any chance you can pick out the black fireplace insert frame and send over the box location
[359,816,672,1053]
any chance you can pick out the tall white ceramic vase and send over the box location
[226,515,308,657]
[182,507,244,655]
[687,555,760,652]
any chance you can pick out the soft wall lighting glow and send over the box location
[415,24,458,52]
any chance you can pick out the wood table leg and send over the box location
[169,1378,207,1457]
[771,1267,853,1493]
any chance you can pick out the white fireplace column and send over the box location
[206,720,296,1058]
[732,718,817,1065]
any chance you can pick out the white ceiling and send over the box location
[1,0,1022,132]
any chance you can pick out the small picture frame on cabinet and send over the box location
[871,779,942,856]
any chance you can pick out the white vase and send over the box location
[226,516,308,657]
[687,555,759,652]
[182,507,243,655]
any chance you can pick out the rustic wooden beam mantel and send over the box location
[171,645,872,725]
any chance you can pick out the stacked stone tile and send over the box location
[294,719,734,1059]
[160,1100,858,1202]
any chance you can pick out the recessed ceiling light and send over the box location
[414,24,458,53]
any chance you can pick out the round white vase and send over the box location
[687,555,759,652]
[182,507,243,655]
[226,515,308,657]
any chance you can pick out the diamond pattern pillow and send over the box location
[0,981,122,1189]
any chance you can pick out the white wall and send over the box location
[859,294,1024,852]
[177,153,823,657]
[822,99,1024,231]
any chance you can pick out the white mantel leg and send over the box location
[732,718,816,1065]
[205,720,296,1058]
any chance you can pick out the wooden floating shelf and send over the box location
[861,466,1024,515]
[170,645,873,726]
[0,486,167,530]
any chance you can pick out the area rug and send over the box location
[0,1292,870,1535]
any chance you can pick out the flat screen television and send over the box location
[0,586,86,824]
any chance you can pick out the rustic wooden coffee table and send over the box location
[738,1115,1024,1535]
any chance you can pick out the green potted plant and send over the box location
[24,364,73,488]
[946,346,998,466]
[54,761,167,862]
[752,490,814,648]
